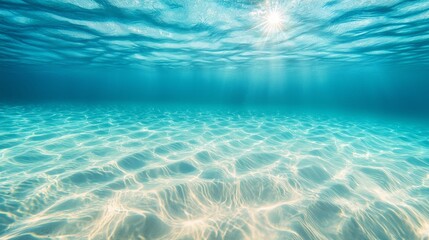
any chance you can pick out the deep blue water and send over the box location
[1,0,429,239]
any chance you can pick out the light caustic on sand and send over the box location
[0,105,429,239]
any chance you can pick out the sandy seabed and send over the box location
[1,105,429,240]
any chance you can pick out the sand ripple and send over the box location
[0,105,428,239]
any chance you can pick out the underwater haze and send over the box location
[1,0,429,239]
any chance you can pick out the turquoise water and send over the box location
[1,0,429,67]
[1,0,429,239]
[0,105,428,239]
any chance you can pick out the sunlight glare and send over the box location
[252,1,287,37]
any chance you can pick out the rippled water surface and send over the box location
[1,0,429,68]
[1,105,429,239]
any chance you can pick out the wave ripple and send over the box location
[0,0,429,67]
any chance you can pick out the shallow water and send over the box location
[1,105,428,239]
[1,0,429,239]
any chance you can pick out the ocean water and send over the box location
[1,0,429,239]
[1,0,429,67]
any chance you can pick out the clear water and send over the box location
[0,105,428,239]
[1,0,429,239]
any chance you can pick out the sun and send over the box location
[265,10,284,33]
[252,1,287,36]
[267,11,282,25]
